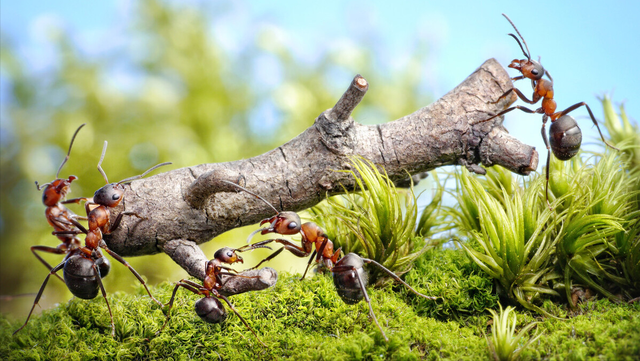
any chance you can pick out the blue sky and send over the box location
[2,0,639,171]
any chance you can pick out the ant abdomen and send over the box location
[195,297,227,323]
[64,255,101,299]
[332,253,368,305]
[95,255,111,279]
[550,115,582,160]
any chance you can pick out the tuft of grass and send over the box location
[309,157,445,285]
[486,304,541,361]
[449,167,561,315]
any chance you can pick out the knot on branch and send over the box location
[184,168,243,209]
[315,74,368,155]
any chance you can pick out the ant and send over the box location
[222,180,437,341]
[15,141,170,337]
[474,14,618,203]
[157,246,269,347]
[221,180,341,280]
[32,123,100,282]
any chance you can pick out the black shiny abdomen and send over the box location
[195,297,227,323]
[550,115,582,160]
[64,255,99,299]
[95,254,111,279]
[333,253,368,305]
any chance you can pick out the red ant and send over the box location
[474,14,618,203]
[221,180,341,280]
[32,124,98,282]
[157,246,269,347]
[15,141,170,337]
[222,180,437,341]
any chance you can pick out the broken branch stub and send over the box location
[103,58,537,280]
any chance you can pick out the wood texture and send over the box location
[102,59,538,280]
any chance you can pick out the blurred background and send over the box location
[1,0,637,320]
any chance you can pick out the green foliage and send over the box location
[309,157,443,285]
[601,95,640,172]
[486,304,541,361]
[3,250,640,360]
[451,143,640,312]
[450,168,561,314]
[404,248,499,320]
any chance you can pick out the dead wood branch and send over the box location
[102,58,538,280]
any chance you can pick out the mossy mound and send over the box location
[2,249,639,360]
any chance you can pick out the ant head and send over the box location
[214,247,244,264]
[93,183,125,208]
[520,59,545,81]
[92,140,171,207]
[40,175,78,206]
[261,211,302,235]
[502,14,544,79]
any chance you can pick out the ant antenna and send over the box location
[118,162,172,185]
[502,13,531,60]
[98,141,110,184]
[98,140,171,185]
[35,123,87,190]
[220,180,279,214]
[56,123,86,178]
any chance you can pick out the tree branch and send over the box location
[103,58,537,279]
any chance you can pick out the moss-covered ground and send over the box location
[1,249,639,360]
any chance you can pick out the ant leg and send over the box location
[100,245,163,306]
[93,263,115,337]
[471,105,539,125]
[556,102,620,151]
[214,292,267,347]
[491,88,539,105]
[511,75,525,82]
[50,215,88,234]
[243,239,309,271]
[157,281,203,335]
[300,249,320,281]
[31,246,67,282]
[243,247,285,271]
[236,239,276,252]
[107,211,143,234]
[362,258,436,300]
[541,116,553,208]
[13,261,66,335]
[61,197,91,205]
[333,264,388,342]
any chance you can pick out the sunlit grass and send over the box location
[450,168,560,315]
[486,303,541,361]
[309,157,444,285]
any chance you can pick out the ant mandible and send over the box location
[474,13,619,203]
[220,180,341,280]
[157,246,268,347]
[15,141,170,337]
[221,180,437,341]
[32,123,101,282]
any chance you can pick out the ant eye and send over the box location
[112,194,120,201]
[226,251,234,258]
[288,222,298,229]
[531,69,539,75]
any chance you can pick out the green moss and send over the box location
[2,250,639,360]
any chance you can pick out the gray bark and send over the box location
[103,58,538,280]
